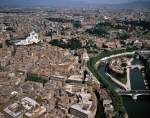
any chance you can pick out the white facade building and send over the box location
[82,53,89,62]
[16,31,40,45]
[3,97,46,118]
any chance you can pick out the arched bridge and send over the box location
[126,65,145,70]
[117,90,150,100]
[135,51,148,61]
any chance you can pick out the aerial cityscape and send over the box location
[0,0,150,118]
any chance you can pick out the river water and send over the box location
[130,59,145,90]
[98,58,150,118]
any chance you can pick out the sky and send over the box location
[71,0,149,4]
[0,0,149,6]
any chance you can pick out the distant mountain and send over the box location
[100,1,150,8]
[0,0,149,8]
[123,1,150,8]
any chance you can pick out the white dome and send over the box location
[82,53,89,61]
[83,53,88,57]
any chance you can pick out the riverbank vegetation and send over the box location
[87,49,136,118]
[95,102,106,118]
[107,62,127,84]
[107,71,127,85]
[146,60,150,83]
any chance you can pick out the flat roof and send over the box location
[79,93,91,99]
[3,97,42,118]
[68,75,83,81]
[3,102,23,117]
[97,89,107,95]
[71,101,92,115]
[50,75,66,79]
[22,97,39,108]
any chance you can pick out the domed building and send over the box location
[82,53,89,62]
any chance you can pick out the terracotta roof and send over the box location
[33,106,40,111]
[106,109,115,116]
[97,89,107,95]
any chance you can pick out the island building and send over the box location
[108,57,128,76]
[16,31,40,45]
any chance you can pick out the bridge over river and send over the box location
[117,90,150,100]
[126,65,145,70]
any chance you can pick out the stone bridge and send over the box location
[117,90,150,100]
[135,51,149,62]
[126,65,145,70]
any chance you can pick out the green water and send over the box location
[97,59,150,118]
[122,96,150,118]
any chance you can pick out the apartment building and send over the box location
[3,97,46,118]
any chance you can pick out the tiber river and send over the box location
[98,58,150,118]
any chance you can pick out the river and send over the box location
[98,58,150,118]
[130,59,145,90]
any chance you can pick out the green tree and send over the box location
[25,75,47,86]
[6,27,14,31]
[87,49,136,118]
[49,38,82,50]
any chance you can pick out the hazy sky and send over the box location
[0,0,149,6]
[71,0,148,4]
